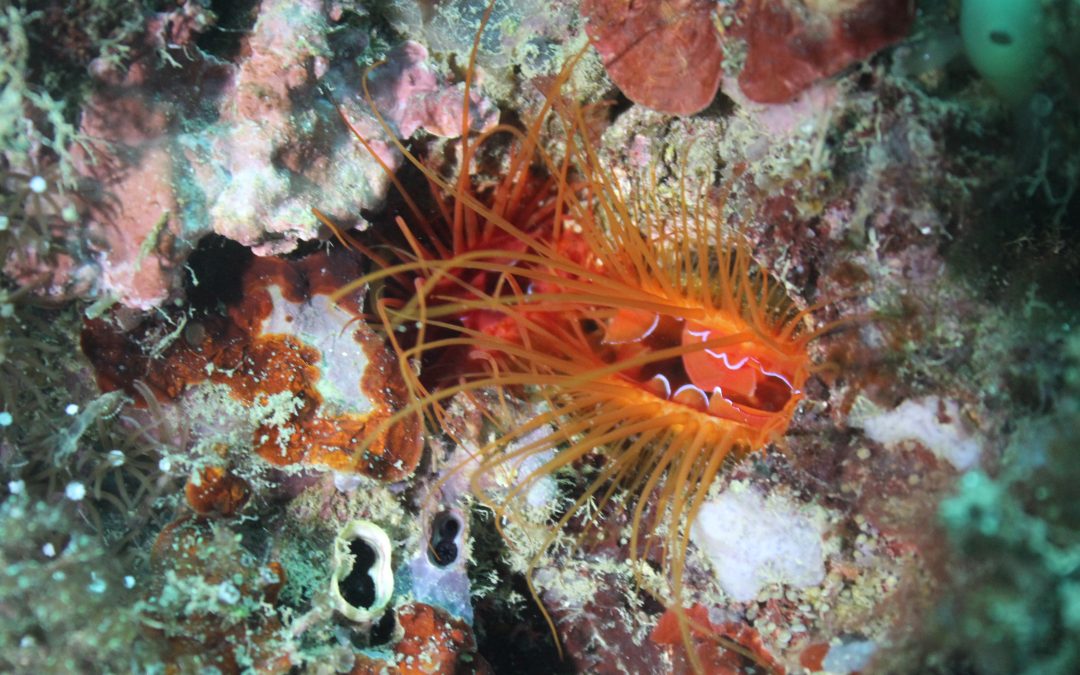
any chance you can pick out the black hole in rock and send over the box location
[607,90,633,122]
[196,0,261,61]
[989,30,1013,46]
[370,608,396,646]
[340,537,377,608]
[429,513,460,567]
[184,234,253,312]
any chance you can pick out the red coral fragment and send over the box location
[148,518,291,674]
[582,0,724,115]
[734,0,915,103]
[800,641,831,671]
[349,603,491,675]
[651,604,785,674]
[185,466,251,517]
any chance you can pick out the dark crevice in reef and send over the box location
[428,511,461,567]
[183,234,254,314]
[196,0,260,62]
[369,607,396,647]
[339,536,377,610]
[468,509,572,675]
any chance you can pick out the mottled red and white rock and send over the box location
[81,247,422,481]
[69,0,496,308]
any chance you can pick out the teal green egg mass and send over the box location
[961,0,1048,102]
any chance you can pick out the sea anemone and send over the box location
[329,4,838,671]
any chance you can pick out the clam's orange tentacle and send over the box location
[333,3,825,672]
